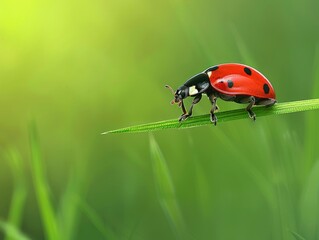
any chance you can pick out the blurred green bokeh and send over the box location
[1,0,319,239]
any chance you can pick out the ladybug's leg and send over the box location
[187,94,202,116]
[246,96,256,121]
[208,95,218,125]
[179,94,202,121]
[179,100,187,115]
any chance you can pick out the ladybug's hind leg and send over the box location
[246,96,256,121]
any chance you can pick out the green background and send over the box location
[1,0,319,239]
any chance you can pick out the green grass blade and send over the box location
[290,230,306,240]
[76,197,116,239]
[4,149,28,240]
[300,160,319,240]
[0,221,31,240]
[57,175,80,240]
[57,163,89,240]
[103,99,319,134]
[150,135,186,239]
[304,43,319,175]
[29,123,60,240]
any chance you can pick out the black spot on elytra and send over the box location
[263,83,270,94]
[244,67,252,75]
[227,80,234,88]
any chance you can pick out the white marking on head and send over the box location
[189,86,199,96]
[207,71,212,77]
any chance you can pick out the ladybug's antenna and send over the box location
[165,85,175,95]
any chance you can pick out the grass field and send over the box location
[1,0,319,239]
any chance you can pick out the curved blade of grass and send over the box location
[76,197,117,239]
[290,230,306,240]
[103,99,319,134]
[0,221,31,240]
[29,123,60,240]
[57,174,80,240]
[4,149,28,240]
[150,135,186,239]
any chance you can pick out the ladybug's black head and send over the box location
[165,85,189,104]
[174,85,189,102]
[166,72,210,104]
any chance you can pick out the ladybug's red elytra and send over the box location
[166,63,276,125]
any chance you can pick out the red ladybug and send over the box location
[166,63,276,125]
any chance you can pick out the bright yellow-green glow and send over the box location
[0,0,318,239]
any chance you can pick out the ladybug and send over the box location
[166,63,276,125]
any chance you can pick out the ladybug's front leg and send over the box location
[179,100,187,116]
[179,94,202,122]
[246,96,256,121]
